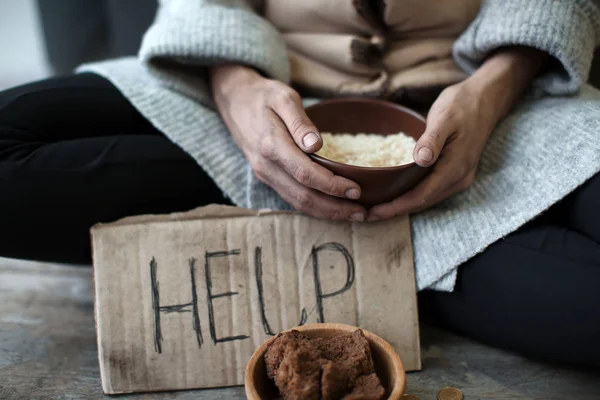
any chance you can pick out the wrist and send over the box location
[210,64,262,98]
[465,47,548,121]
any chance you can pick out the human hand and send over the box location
[211,65,366,221]
[368,46,548,221]
[367,80,496,220]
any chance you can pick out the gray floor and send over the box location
[1,258,598,400]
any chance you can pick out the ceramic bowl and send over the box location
[305,98,429,207]
[244,322,406,400]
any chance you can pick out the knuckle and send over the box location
[284,87,301,101]
[327,208,343,220]
[459,177,473,191]
[436,106,455,123]
[295,192,314,210]
[250,159,267,181]
[255,169,268,183]
[457,163,471,179]
[259,136,275,159]
[457,170,475,191]
[275,87,300,105]
[465,170,476,186]
[255,172,269,185]
[444,84,461,99]
[457,83,473,99]
[293,166,312,186]
[326,178,344,197]
[420,189,434,206]
[265,79,282,91]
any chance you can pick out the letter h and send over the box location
[150,257,202,354]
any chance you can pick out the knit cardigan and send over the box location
[79,0,600,291]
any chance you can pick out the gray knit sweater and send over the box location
[79,0,600,291]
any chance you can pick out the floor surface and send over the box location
[1,258,598,400]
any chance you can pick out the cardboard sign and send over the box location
[91,205,421,394]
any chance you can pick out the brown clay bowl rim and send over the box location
[306,98,426,172]
[244,322,406,400]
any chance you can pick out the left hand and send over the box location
[368,80,496,220]
[367,46,547,221]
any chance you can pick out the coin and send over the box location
[437,386,464,400]
[402,395,420,400]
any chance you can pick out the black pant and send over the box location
[1,74,599,367]
[0,74,231,263]
[420,186,600,367]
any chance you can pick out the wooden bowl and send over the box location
[305,98,429,207]
[244,323,406,400]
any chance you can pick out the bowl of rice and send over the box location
[305,98,429,207]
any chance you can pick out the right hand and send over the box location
[211,65,366,221]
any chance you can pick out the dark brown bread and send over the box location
[264,329,384,400]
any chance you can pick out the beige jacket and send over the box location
[261,0,481,106]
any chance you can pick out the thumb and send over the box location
[413,116,452,167]
[272,88,322,153]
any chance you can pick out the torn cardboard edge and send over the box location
[91,204,421,394]
[91,204,294,230]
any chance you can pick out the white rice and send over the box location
[315,132,417,167]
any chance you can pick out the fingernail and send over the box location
[367,215,380,222]
[350,212,364,222]
[417,147,433,162]
[302,132,319,148]
[345,188,360,200]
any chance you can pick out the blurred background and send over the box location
[0,0,156,90]
[1,0,599,92]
